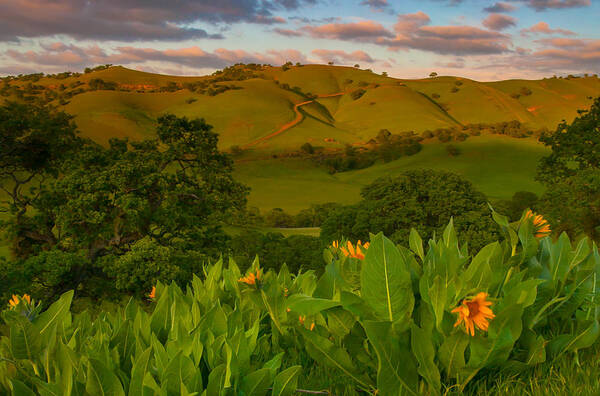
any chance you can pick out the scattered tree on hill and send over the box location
[301,142,315,154]
[264,208,295,228]
[520,87,532,96]
[446,144,460,156]
[230,145,243,156]
[354,64,360,68]
[350,88,366,100]
[429,72,438,78]
[382,72,388,77]
[376,129,392,143]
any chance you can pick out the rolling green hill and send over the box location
[4,65,599,150]
[2,64,598,219]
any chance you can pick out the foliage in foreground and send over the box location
[1,211,599,395]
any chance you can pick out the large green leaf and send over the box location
[10,380,37,396]
[34,290,74,341]
[129,347,152,396]
[272,366,302,396]
[410,324,441,396]
[363,320,418,396]
[428,275,447,331]
[300,328,374,390]
[10,316,42,360]
[361,233,414,322]
[285,294,341,315]
[85,358,125,396]
[240,368,271,396]
[206,364,227,396]
[438,332,468,379]
[409,228,424,261]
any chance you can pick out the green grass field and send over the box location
[234,134,549,213]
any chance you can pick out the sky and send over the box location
[0,0,598,81]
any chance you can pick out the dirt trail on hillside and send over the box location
[243,92,345,148]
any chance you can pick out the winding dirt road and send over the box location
[243,91,345,148]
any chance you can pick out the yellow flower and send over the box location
[451,292,495,336]
[340,240,370,260]
[8,294,31,309]
[238,269,261,286]
[286,308,291,312]
[310,322,315,331]
[299,315,306,325]
[9,295,19,308]
[148,286,156,299]
[524,210,551,238]
[331,240,339,249]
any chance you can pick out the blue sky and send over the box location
[0,0,598,80]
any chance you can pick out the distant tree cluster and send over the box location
[231,203,339,229]
[511,86,533,99]
[421,121,549,142]
[88,78,117,91]
[84,64,113,73]
[320,169,499,251]
[301,130,423,173]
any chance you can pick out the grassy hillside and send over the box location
[234,134,549,213]
[4,65,599,151]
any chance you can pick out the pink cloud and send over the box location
[394,11,431,34]
[302,21,394,40]
[521,22,576,36]
[311,49,375,63]
[2,44,310,72]
[273,28,303,37]
[482,14,517,31]
[483,2,518,13]
[522,0,590,11]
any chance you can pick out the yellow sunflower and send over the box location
[451,292,495,336]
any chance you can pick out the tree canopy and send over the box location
[537,97,600,183]
[536,97,600,240]
[320,169,498,251]
[1,104,248,298]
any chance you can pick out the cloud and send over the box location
[394,11,431,33]
[478,36,599,75]
[0,0,314,42]
[360,0,392,12]
[521,22,576,35]
[302,21,394,40]
[311,49,375,63]
[514,0,590,11]
[2,43,311,72]
[297,12,511,56]
[273,28,304,37]
[483,2,518,13]
[384,12,512,55]
[482,14,517,30]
